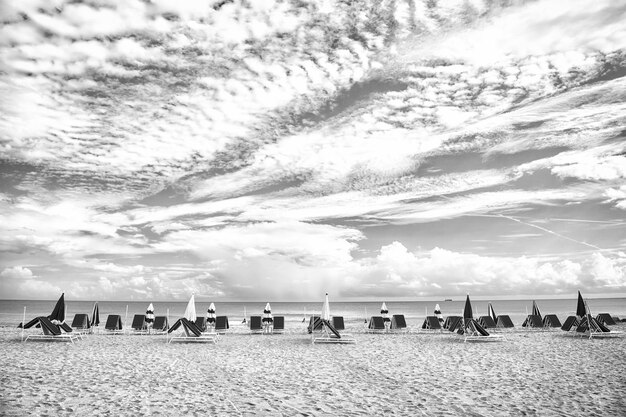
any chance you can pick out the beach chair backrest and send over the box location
[39,317,62,336]
[308,316,322,333]
[542,314,562,328]
[215,316,229,330]
[195,317,207,332]
[322,319,341,338]
[468,319,490,336]
[391,314,407,329]
[561,316,578,331]
[478,316,496,328]
[445,316,462,332]
[250,315,262,330]
[105,315,122,330]
[332,316,345,331]
[168,318,183,334]
[427,316,441,329]
[273,316,285,330]
[182,318,203,336]
[596,313,616,326]
[496,315,514,328]
[153,316,168,331]
[368,316,385,330]
[71,314,90,329]
[132,314,146,330]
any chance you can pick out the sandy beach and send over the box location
[1,324,625,416]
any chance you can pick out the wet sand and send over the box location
[1,324,625,416]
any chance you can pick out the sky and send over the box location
[0,0,625,301]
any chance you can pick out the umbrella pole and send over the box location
[21,306,26,342]
[166,308,169,343]
[125,305,128,335]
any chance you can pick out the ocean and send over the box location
[1,297,624,328]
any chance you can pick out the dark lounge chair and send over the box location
[390,315,407,332]
[250,315,263,333]
[194,317,207,332]
[131,314,147,333]
[332,316,345,331]
[24,317,81,343]
[478,316,497,329]
[71,314,90,332]
[542,314,562,328]
[496,315,515,329]
[596,313,616,326]
[522,315,543,328]
[104,314,124,334]
[307,316,322,334]
[367,316,386,333]
[421,316,442,331]
[167,318,218,343]
[444,316,462,332]
[561,316,579,331]
[272,316,285,333]
[312,319,356,344]
[215,316,229,333]
[152,316,168,332]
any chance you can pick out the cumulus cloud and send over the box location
[346,242,625,298]
[0,266,62,299]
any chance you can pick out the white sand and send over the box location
[1,324,625,416]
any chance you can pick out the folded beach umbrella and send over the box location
[381,302,390,323]
[488,303,497,324]
[532,301,542,319]
[207,302,216,324]
[463,295,473,320]
[146,303,155,325]
[576,291,586,318]
[322,293,331,321]
[49,293,66,324]
[90,302,100,327]
[183,295,197,321]
[434,304,445,327]
[262,302,273,323]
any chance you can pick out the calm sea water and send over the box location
[1,298,624,328]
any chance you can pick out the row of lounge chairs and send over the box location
[366,315,407,332]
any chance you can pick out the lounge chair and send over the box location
[195,317,207,332]
[367,316,386,333]
[332,316,345,331]
[167,318,218,343]
[131,314,148,333]
[542,314,562,328]
[458,318,504,342]
[596,313,616,326]
[478,316,497,329]
[444,316,462,332]
[575,315,621,339]
[561,316,579,331]
[215,316,229,334]
[522,314,543,328]
[152,316,168,333]
[496,315,515,329]
[312,319,356,344]
[307,316,322,333]
[24,317,81,343]
[249,315,263,334]
[71,314,91,333]
[390,315,407,332]
[272,316,285,333]
[421,316,442,331]
[104,314,124,334]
